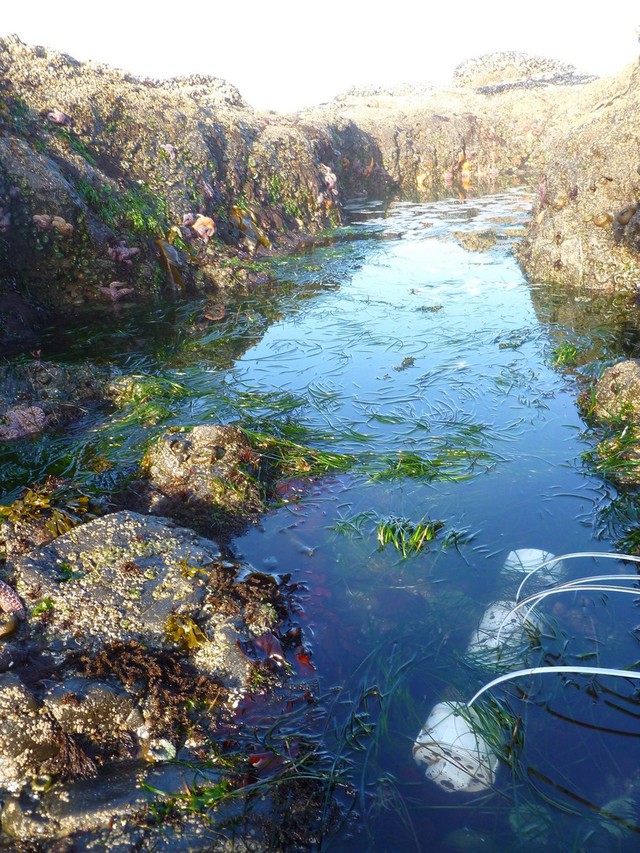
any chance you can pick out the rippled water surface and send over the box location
[230,191,640,851]
[5,188,640,850]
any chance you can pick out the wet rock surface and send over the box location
[592,360,640,423]
[1,761,227,845]
[139,425,263,537]
[0,359,110,440]
[579,359,640,487]
[0,509,308,843]
[14,511,220,653]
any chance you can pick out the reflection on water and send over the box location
[4,188,640,849]
[231,190,640,850]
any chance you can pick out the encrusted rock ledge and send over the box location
[3,34,639,352]
[0,508,311,844]
[0,34,341,349]
[517,59,640,290]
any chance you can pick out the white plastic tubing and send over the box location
[413,548,563,793]
[413,549,640,794]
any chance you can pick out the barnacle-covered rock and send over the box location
[452,51,594,91]
[141,424,264,533]
[0,34,338,339]
[44,677,144,742]
[592,359,640,423]
[14,511,219,652]
[517,57,640,288]
[0,674,81,789]
[581,360,640,486]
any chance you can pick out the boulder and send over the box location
[454,229,498,252]
[0,508,307,841]
[592,360,640,423]
[15,510,219,652]
[0,674,62,789]
[140,425,264,535]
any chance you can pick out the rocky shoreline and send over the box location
[1,33,640,847]
[1,36,639,352]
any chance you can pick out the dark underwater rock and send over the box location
[0,359,111,442]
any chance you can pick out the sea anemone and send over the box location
[190,214,215,242]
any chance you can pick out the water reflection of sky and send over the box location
[234,190,602,559]
[232,190,640,850]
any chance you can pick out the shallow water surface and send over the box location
[4,188,640,850]
[229,190,640,850]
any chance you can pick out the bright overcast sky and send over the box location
[1,2,638,112]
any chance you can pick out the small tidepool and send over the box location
[4,188,640,850]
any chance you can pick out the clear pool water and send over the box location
[4,187,640,850]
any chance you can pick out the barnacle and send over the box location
[551,191,568,211]
[593,212,613,227]
[616,205,637,226]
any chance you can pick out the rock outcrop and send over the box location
[452,52,595,92]
[4,33,639,353]
[517,60,640,289]
[0,34,339,338]
[302,51,606,201]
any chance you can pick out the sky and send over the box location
[1,2,638,112]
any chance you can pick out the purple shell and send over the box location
[0,580,26,619]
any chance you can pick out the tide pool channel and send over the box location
[231,188,640,851]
